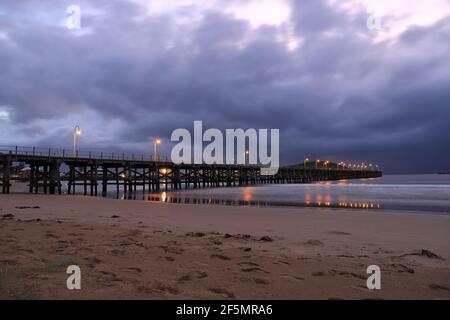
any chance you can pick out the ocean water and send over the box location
[144,174,450,214]
[9,174,450,214]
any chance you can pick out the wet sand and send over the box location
[1,194,449,299]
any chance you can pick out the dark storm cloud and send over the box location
[0,0,449,173]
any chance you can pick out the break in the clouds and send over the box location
[0,0,449,173]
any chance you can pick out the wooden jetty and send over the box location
[0,146,382,195]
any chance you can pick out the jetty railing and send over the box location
[0,145,170,162]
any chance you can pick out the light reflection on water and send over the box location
[9,174,450,213]
[142,192,382,210]
[138,181,383,210]
[140,175,450,213]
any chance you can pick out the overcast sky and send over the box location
[1,0,449,173]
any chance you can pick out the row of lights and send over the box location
[303,158,380,170]
[338,202,381,209]
[304,201,380,209]
[72,125,162,160]
[73,126,379,171]
[73,127,253,162]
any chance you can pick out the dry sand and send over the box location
[0,194,449,299]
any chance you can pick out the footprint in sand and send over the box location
[349,272,368,280]
[23,218,42,223]
[429,284,450,292]
[238,261,259,267]
[315,269,367,279]
[208,287,235,298]
[125,267,142,273]
[126,230,143,237]
[141,282,180,295]
[336,254,355,258]
[303,239,324,246]
[111,249,125,256]
[56,241,72,251]
[163,256,175,262]
[328,230,351,236]
[155,285,180,295]
[240,277,269,285]
[252,278,268,285]
[224,233,254,240]
[281,274,305,282]
[15,206,40,209]
[397,249,444,260]
[98,270,121,282]
[333,270,366,280]
[85,256,102,265]
[241,267,269,274]
[177,271,208,282]
[273,260,291,266]
[158,245,184,255]
[68,233,82,236]
[210,254,231,260]
[45,233,59,239]
[389,264,415,274]
[186,232,206,237]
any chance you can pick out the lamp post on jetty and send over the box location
[153,138,161,161]
[73,125,82,157]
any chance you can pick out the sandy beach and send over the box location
[1,194,449,299]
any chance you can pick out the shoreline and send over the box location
[5,190,450,216]
[7,174,450,215]
[1,194,449,299]
[8,175,450,215]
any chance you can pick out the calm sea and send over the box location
[9,174,450,214]
[142,174,450,214]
